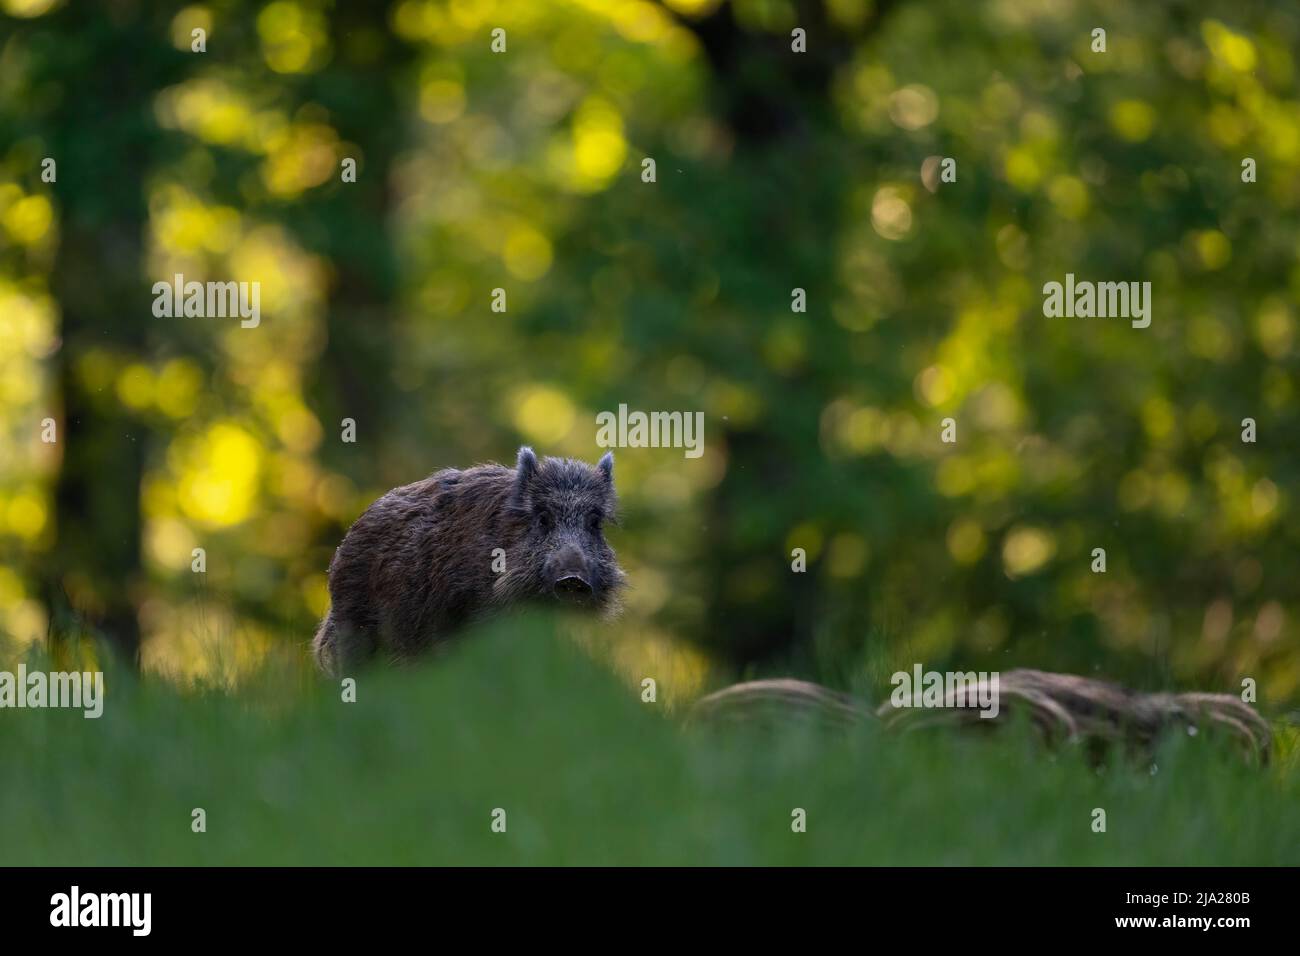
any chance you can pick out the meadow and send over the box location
[3,615,1296,866]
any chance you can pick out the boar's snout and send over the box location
[554,573,593,600]
[547,543,594,602]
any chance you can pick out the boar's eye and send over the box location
[586,511,602,533]
[537,510,555,531]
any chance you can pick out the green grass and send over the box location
[2,615,1297,865]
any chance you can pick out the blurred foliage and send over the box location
[0,0,1297,706]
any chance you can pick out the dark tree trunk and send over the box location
[660,0,898,672]
[47,227,148,663]
[37,5,186,666]
[300,7,415,487]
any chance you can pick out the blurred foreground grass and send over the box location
[2,615,1297,866]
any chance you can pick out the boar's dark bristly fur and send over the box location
[312,447,624,675]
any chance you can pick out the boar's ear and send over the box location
[597,450,614,486]
[513,446,538,503]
